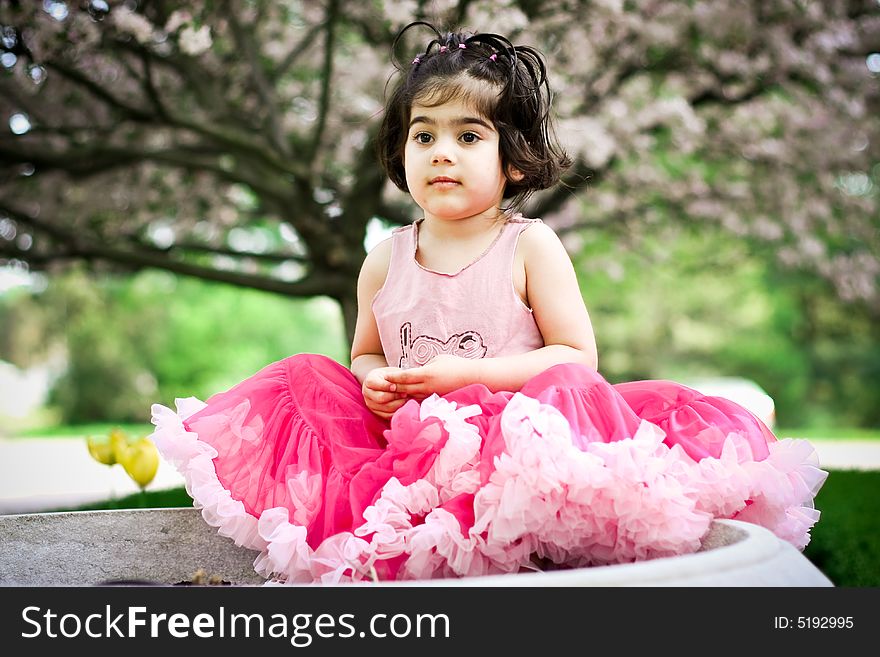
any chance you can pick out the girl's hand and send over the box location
[362,366,409,420]
[384,355,478,398]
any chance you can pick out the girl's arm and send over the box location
[386,223,597,395]
[350,237,393,381]
[350,238,409,418]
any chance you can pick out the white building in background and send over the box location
[0,267,56,434]
[0,358,62,434]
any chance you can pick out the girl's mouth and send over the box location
[429,177,459,185]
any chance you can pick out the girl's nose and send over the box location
[431,150,453,164]
[430,138,455,164]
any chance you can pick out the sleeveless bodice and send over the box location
[372,215,545,369]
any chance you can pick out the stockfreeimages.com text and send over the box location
[21,605,450,646]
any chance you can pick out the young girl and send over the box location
[150,23,827,584]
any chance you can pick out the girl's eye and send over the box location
[460,132,480,144]
[414,132,433,144]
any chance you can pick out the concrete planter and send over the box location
[0,508,832,586]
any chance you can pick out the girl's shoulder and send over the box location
[507,214,556,242]
[361,220,421,280]
[360,234,394,280]
[512,215,557,239]
[514,217,568,260]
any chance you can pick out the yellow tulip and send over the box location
[86,435,116,466]
[85,428,159,489]
[118,436,159,489]
[109,428,131,463]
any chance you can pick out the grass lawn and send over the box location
[53,470,879,587]
[62,487,194,511]
[803,469,880,587]
[776,427,880,441]
[12,422,155,439]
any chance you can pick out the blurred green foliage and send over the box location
[573,222,879,428]
[0,267,348,423]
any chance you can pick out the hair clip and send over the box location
[489,53,497,62]
[458,43,466,49]
[439,45,448,53]
[412,56,420,65]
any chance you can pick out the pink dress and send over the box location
[150,216,827,584]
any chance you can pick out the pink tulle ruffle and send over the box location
[150,386,826,583]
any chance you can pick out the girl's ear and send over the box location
[506,165,525,182]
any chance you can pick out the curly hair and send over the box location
[377,22,571,209]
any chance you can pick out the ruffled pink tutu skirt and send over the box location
[150,354,827,583]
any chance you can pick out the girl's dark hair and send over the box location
[377,21,571,209]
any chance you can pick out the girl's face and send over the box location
[403,97,511,224]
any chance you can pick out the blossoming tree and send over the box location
[0,0,877,341]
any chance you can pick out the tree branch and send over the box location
[274,20,325,78]
[223,0,291,159]
[107,35,233,127]
[310,0,339,164]
[50,46,308,180]
[0,203,346,298]
[139,49,171,120]
[0,141,295,204]
[130,238,309,265]
[341,123,389,238]
[46,60,154,122]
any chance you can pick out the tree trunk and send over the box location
[337,287,359,362]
